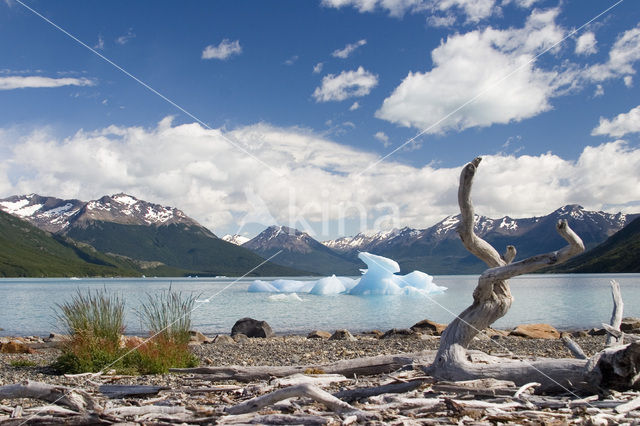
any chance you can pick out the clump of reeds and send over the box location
[133,289,199,374]
[54,288,126,373]
[54,287,198,375]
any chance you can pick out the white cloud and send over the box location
[592,105,640,138]
[376,8,567,133]
[115,28,135,45]
[202,39,243,60]
[322,0,499,22]
[321,0,426,17]
[349,101,360,111]
[313,66,378,102]
[507,0,543,8]
[284,55,299,65]
[313,62,324,74]
[426,14,457,28]
[1,121,639,236]
[433,0,497,23]
[575,31,597,55]
[0,76,94,90]
[94,35,104,50]
[593,84,604,98]
[584,24,640,82]
[374,131,391,147]
[624,75,633,87]
[332,39,367,58]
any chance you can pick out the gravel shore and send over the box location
[0,333,608,388]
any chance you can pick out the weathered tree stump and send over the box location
[426,157,640,392]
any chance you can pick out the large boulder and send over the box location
[189,330,213,344]
[510,323,560,339]
[231,318,275,338]
[329,329,357,341]
[411,319,447,336]
[621,317,640,332]
[307,330,331,339]
[381,328,417,339]
[212,335,236,344]
[0,341,35,354]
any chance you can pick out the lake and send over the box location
[1,274,638,337]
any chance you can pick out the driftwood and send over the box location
[426,157,640,393]
[607,279,624,347]
[171,352,421,381]
[0,380,99,412]
[224,383,364,416]
[562,335,588,359]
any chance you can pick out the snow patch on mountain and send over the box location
[222,234,250,245]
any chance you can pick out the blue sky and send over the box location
[1,0,639,239]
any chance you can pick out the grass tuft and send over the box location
[9,359,37,367]
[54,287,199,375]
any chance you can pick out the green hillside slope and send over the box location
[64,221,307,276]
[548,216,640,273]
[0,210,139,277]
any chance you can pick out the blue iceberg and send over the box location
[248,252,446,297]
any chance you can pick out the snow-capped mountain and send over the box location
[0,193,200,233]
[222,234,250,246]
[243,225,360,275]
[320,205,637,274]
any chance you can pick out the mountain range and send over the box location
[226,205,637,275]
[0,194,303,277]
[1,192,637,277]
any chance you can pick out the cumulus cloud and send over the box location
[313,66,378,102]
[584,24,640,82]
[432,0,497,23]
[374,131,391,147]
[592,105,640,138]
[332,39,367,58]
[376,8,567,133]
[313,62,324,74]
[349,101,360,111]
[202,39,242,60]
[0,76,94,90]
[575,31,597,55]
[426,14,457,28]
[593,84,604,98]
[1,120,639,237]
[624,76,633,87]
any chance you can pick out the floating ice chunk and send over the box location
[248,280,279,292]
[268,293,305,302]
[271,279,308,293]
[348,252,446,296]
[310,275,346,295]
[338,276,359,292]
[248,252,445,297]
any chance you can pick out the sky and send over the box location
[0,0,639,240]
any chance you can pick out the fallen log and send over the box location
[0,380,99,412]
[171,352,423,381]
[225,383,366,418]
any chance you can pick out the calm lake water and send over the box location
[1,274,638,336]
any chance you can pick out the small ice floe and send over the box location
[267,293,305,302]
[248,252,446,297]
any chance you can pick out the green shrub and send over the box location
[9,359,37,367]
[56,288,125,345]
[137,289,198,345]
[54,287,199,375]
